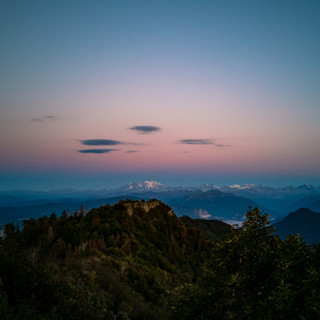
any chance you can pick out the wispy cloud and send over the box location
[125,150,138,153]
[78,149,118,154]
[81,139,123,146]
[179,139,228,147]
[127,142,146,146]
[179,139,215,145]
[32,115,57,122]
[130,125,161,134]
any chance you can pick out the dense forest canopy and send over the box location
[0,200,319,319]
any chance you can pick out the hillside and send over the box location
[273,208,320,243]
[180,215,232,242]
[0,199,229,319]
[1,201,320,319]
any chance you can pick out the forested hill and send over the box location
[0,199,230,319]
[1,200,320,319]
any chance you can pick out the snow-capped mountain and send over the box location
[228,184,256,190]
[118,181,167,193]
[198,184,220,192]
[220,184,320,200]
[112,181,199,194]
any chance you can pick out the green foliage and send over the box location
[172,207,320,319]
[0,200,216,319]
[1,203,319,319]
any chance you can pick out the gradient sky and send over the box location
[1,0,320,190]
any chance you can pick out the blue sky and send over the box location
[1,0,320,190]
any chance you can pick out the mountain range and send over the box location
[3,181,320,201]
[1,181,320,240]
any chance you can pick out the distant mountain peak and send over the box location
[199,184,220,192]
[122,180,165,192]
[297,184,315,190]
[229,184,255,190]
[288,207,316,217]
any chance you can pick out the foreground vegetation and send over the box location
[0,200,319,319]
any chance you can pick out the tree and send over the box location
[173,208,281,319]
[173,207,320,319]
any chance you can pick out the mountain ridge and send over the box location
[2,180,320,227]
[3,181,320,199]
[273,208,320,243]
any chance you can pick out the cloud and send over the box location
[216,144,227,147]
[125,150,138,153]
[32,115,57,122]
[127,142,146,146]
[43,115,56,120]
[78,149,118,154]
[81,139,123,146]
[130,126,161,134]
[179,139,228,147]
[179,139,215,145]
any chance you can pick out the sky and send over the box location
[1,0,320,190]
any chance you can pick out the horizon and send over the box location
[1,177,319,192]
[1,1,320,191]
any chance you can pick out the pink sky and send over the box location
[1,1,320,189]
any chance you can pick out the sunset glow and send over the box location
[1,1,320,190]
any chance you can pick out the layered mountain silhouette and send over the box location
[166,190,257,220]
[1,181,320,231]
[290,195,320,212]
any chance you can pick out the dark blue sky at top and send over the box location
[2,0,319,94]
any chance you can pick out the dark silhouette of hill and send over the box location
[273,208,320,243]
[181,215,232,242]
